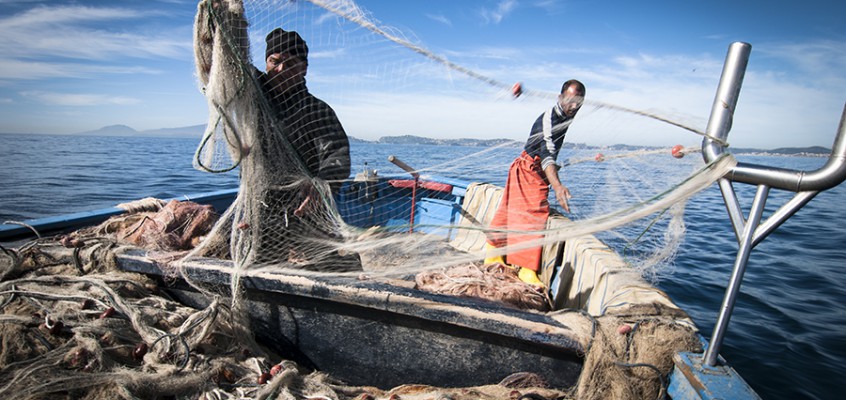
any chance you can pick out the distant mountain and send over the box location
[348,136,372,144]
[357,134,520,147]
[140,125,205,138]
[68,127,833,155]
[75,124,139,137]
[74,124,204,138]
[731,146,831,156]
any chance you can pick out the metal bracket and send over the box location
[700,42,846,366]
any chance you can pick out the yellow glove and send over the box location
[483,243,505,265]
[518,267,544,287]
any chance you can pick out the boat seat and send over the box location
[448,182,503,253]
[551,229,690,319]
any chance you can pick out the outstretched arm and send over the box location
[544,164,571,213]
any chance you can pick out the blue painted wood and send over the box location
[1,176,468,241]
[0,188,238,241]
[0,207,125,241]
[667,351,761,399]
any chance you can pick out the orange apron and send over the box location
[487,151,550,272]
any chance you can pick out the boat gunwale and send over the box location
[117,248,587,355]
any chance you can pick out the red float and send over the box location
[133,343,148,360]
[99,306,115,319]
[511,82,523,98]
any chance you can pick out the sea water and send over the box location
[2,133,844,400]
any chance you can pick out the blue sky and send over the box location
[1,0,845,148]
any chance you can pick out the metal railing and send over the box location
[700,42,846,366]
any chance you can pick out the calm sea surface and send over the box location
[2,133,844,400]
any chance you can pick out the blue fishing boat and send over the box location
[1,42,844,400]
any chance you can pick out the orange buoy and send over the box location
[511,82,523,98]
[617,324,632,335]
[671,144,685,159]
[595,153,605,162]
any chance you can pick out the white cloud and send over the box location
[755,39,846,90]
[448,46,522,61]
[480,0,519,24]
[325,38,846,149]
[0,5,139,28]
[0,59,162,80]
[0,5,190,61]
[532,0,562,13]
[334,90,545,141]
[20,91,141,106]
[425,13,452,27]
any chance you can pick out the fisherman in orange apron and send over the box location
[485,80,586,286]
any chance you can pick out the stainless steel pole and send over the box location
[702,42,751,163]
[704,184,769,366]
[698,41,846,368]
[700,42,753,367]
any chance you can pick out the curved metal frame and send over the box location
[701,42,846,366]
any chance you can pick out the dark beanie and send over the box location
[265,28,309,60]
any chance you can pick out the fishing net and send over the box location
[175,0,725,397]
[0,0,737,398]
[0,237,702,399]
[0,241,574,399]
[184,0,723,282]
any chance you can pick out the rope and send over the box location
[2,221,41,239]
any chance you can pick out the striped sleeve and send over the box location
[540,107,557,170]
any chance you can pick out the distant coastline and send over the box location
[1,124,831,156]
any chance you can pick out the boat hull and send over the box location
[119,251,584,389]
[1,174,762,397]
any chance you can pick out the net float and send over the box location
[133,343,148,360]
[99,306,115,319]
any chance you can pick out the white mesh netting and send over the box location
[185,0,731,284]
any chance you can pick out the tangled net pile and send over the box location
[0,231,577,399]
[415,263,551,312]
[0,232,701,399]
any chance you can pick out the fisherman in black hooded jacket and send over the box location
[252,27,360,271]
[259,27,351,193]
